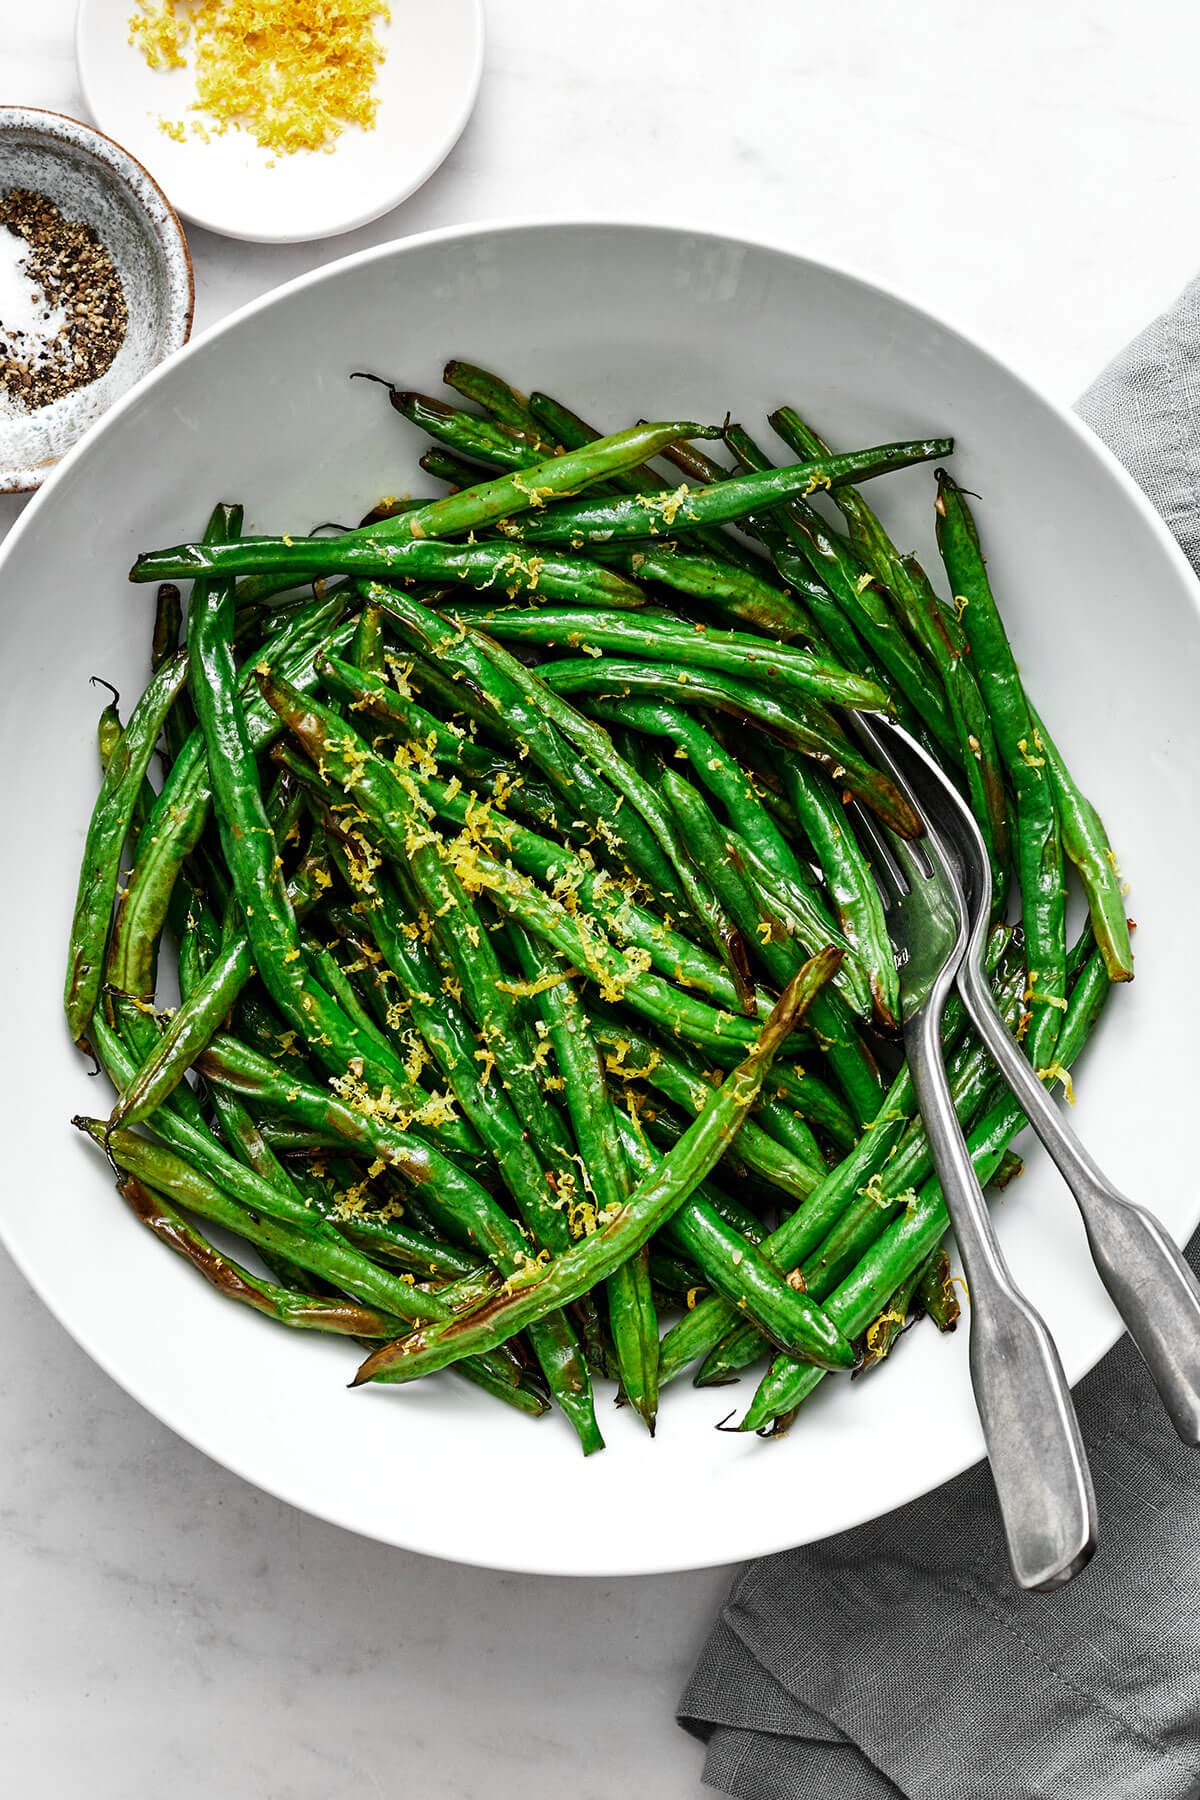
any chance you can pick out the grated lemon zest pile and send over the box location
[129,0,391,157]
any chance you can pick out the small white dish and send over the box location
[75,0,484,243]
[0,106,192,491]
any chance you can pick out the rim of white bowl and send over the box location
[4,217,1198,1573]
[73,0,487,244]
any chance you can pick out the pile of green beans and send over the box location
[64,360,1132,1449]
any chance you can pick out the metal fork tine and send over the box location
[850,800,905,908]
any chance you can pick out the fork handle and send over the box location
[959,955,1200,1444]
[907,1004,1097,1591]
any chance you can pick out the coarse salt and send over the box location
[0,223,68,364]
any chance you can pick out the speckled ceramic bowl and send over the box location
[0,106,192,491]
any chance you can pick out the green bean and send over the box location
[206,1071,316,1196]
[779,752,901,1028]
[683,1173,771,1244]
[766,409,1011,901]
[752,414,957,762]
[409,766,749,1012]
[689,945,1025,1385]
[741,943,1113,1430]
[302,936,398,1060]
[133,534,650,610]
[150,582,182,670]
[116,1173,413,1338]
[84,1122,524,1409]
[418,445,487,490]
[660,433,862,663]
[992,1148,1024,1191]
[527,391,782,588]
[327,877,569,1250]
[233,1062,480,1281]
[600,547,832,639]
[936,470,1066,1071]
[64,648,189,1042]
[352,956,854,1386]
[101,518,246,1122]
[434,614,755,991]
[116,934,250,1124]
[259,672,575,1171]
[337,1216,484,1282]
[649,1252,706,1300]
[510,927,659,1433]
[100,594,352,1035]
[192,1029,598,1449]
[94,684,124,772]
[350,597,387,673]
[722,828,862,994]
[657,968,976,1389]
[92,1009,365,1248]
[340,418,724,545]
[456,846,857,1145]
[584,696,872,1018]
[444,604,890,713]
[272,1144,494,1291]
[64,373,1136,1447]
[316,650,498,773]
[314,650,575,836]
[175,882,220,1003]
[194,1033,526,1262]
[783,959,1024,1298]
[613,1111,850,1366]
[916,1247,960,1332]
[442,359,544,436]
[1029,704,1133,982]
[370,583,684,902]
[188,562,466,1141]
[660,765,882,1128]
[111,844,330,1129]
[855,1258,927,1371]
[489,438,954,547]
[534,658,921,838]
[629,1061,823,1195]
[411,767,849,1160]
[375,384,553,464]
[593,1013,822,1201]
[81,1086,459,1326]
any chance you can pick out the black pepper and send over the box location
[0,187,129,411]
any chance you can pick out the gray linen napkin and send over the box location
[678,276,1200,1800]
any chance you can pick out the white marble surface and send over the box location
[4,3,1200,1793]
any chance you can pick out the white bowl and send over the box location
[2,221,1197,1576]
[76,0,484,242]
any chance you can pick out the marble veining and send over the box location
[4,2,1200,1791]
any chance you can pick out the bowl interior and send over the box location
[1,222,1197,1575]
[0,116,190,489]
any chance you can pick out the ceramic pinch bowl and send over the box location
[0,105,193,492]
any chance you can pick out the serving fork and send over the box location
[854,713,1200,1587]
[853,715,1096,1590]
[871,716,1200,1426]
